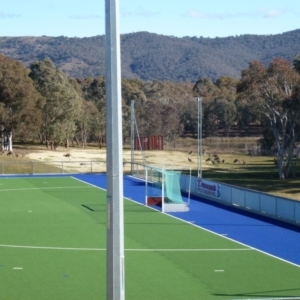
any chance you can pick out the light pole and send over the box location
[197,97,202,178]
[105,1,125,299]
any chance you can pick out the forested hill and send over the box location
[0,29,299,82]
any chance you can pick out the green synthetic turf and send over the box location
[0,177,300,300]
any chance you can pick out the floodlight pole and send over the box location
[197,97,203,178]
[130,100,135,174]
[105,1,125,300]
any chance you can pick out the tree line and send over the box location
[1,53,300,179]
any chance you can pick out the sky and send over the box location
[0,0,299,38]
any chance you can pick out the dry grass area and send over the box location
[6,145,206,173]
[1,142,300,201]
[0,142,254,174]
[0,141,270,172]
[1,144,204,173]
[0,141,268,173]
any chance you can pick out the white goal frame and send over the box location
[144,164,191,213]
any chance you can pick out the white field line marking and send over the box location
[13,267,23,270]
[0,244,105,251]
[72,176,106,191]
[0,244,252,252]
[126,248,252,252]
[0,186,91,192]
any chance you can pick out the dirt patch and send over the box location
[21,146,206,173]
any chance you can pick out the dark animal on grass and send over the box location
[188,150,193,155]
[233,159,240,164]
[242,160,246,165]
[188,157,193,163]
[214,158,221,164]
[222,159,225,164]
[7,151,13,156]
[206,158,212,162]
[63,153,73,158]
[274,158,278,166]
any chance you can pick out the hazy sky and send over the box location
[0,0,299,38]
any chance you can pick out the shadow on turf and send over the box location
[82,204,158,213]
[82,204,106,211]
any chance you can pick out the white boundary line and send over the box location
[0,244,252,252]
[0,186,91,192]
[72,176,107,191]
[0,244,105,251]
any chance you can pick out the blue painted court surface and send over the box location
[75,173,300,268]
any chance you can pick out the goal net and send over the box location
[145,166,189,212]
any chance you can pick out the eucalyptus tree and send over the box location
[237,58,300,179]
[180,100,198,136]
[0,54,44,150]
[211,96,237,137]
[134,99,162,137]
[29,58,82,149]
[121,79,147,144]
[80,76,106,147]
[235,95,262,134]
[293,55,300,74]
[161,105,183,147]
[193,76,238,137]
[78,100,102,148]
[69,78,102,148]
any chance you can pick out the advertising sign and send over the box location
[197,178,221,198]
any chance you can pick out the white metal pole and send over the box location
[130,100,135,175]
[145,167,148,205]
[200,97,202,179]
[197,97,203,178]
[162,174,165,213]
[105,1,124,300]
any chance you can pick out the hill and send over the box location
[0,30,299,82]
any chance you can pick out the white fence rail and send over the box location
[0,160,106,175]
[180,175,300,226]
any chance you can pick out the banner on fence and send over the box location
[196,178,221,199]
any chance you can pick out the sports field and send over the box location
[1,175,300,300]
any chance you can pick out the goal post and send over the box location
[145,165,190,213]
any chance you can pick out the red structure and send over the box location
[134,136,164,150]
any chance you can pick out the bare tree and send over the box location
[237,59,300,179]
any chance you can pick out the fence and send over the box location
[131,162,300,226]
[0,160,106,175]
[2,159,299,226]
[180,174,300,226]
